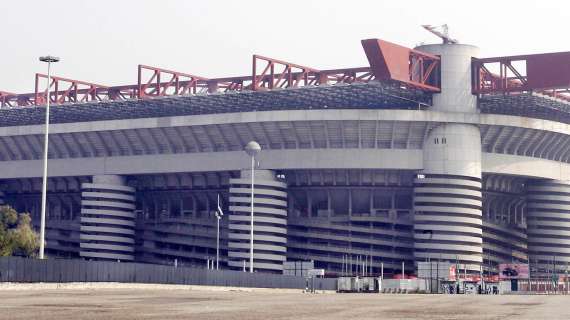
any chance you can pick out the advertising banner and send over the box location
[449,265,456,281]
[499,263,529,280]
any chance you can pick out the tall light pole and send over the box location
[215,193,224,270]
[244,141,261,273]
[38,55,60,260]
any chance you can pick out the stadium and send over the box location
[1,32,570,277]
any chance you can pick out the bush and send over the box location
[0,206,38,257]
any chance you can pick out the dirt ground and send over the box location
[0,285,568,320]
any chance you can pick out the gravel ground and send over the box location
[0,283,568,320]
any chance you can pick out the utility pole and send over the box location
[436,256,440,294]
[38,55,60,260]
[455,255,459,294]
[428,257,432,293]
[564,261,569,294]
[552,255,558,294]
[215,194,224,270]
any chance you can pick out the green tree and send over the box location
[0,206,38,257]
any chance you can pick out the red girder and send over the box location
[473,52,570,102]
[5,39,570,110]
[252,55,320,91]
[0,93,35,107]
[318,67,376,85]
[137,65,209,98]
[2,38,440,108]
[0,91,20,108]
[361,39,441,92]
[206,64,375,93]
[34,74,108,105]
[1,65,378,108]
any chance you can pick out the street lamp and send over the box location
[38,55,60,260]
[215,193,224,270]
[244,141,261,273]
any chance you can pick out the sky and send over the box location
[1,0,569,93]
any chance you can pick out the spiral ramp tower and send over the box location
[413,44,483,273]
[527,180,570,276]
[228,169,287,273]
[79,175,136,261]
[480,175,528,271]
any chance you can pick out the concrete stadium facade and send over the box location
[1,42,570,276]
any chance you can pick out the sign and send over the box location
[449,265,457,281]
[498,263,529,280]
[486,275,500,282]
[417,261,454,280]
[307,269,325,277]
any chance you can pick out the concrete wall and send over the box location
[0,257,336,290]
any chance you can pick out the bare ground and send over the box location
[0,284,567,320]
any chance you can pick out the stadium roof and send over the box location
[0,82,430,127]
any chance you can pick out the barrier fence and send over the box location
[508,278,570,295]
[0,257,337,291]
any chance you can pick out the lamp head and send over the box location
[39,56,60,63]
[244,141,261,157]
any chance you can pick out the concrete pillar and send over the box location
[527,180,570,276]
[348,190,353,217]
[79,175,136,261]
[413,43,483,272]
[307,192,312,217]
[192,194,198,217]
[369,191,374,215]
[327,190,332,218]
[227,169,287,273]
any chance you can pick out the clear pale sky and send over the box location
[1,0,569,93]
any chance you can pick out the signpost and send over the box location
[498,263,529,280]
[215,194,224,270]
[307,269,325,277]
[306,269,325,293]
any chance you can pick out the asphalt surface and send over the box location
[0,286,568,320]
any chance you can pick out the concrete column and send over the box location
[413,43,483,272]
[192,194,198,217]
[369,191,374,215]
[227,169,287,273]
[327,190,332,218]
[79,175,136,261]
[288,195,295,217]
[527,180,570,276]
[307,192,312,217]
[348,190,353,217]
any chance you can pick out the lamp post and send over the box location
[244,141,261,273]
[215,193,224,270]
[38,55,60,260]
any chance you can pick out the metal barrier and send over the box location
[509,278,570,295]
[0,257,336,291]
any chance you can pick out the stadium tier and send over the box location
[2,38,570,277]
